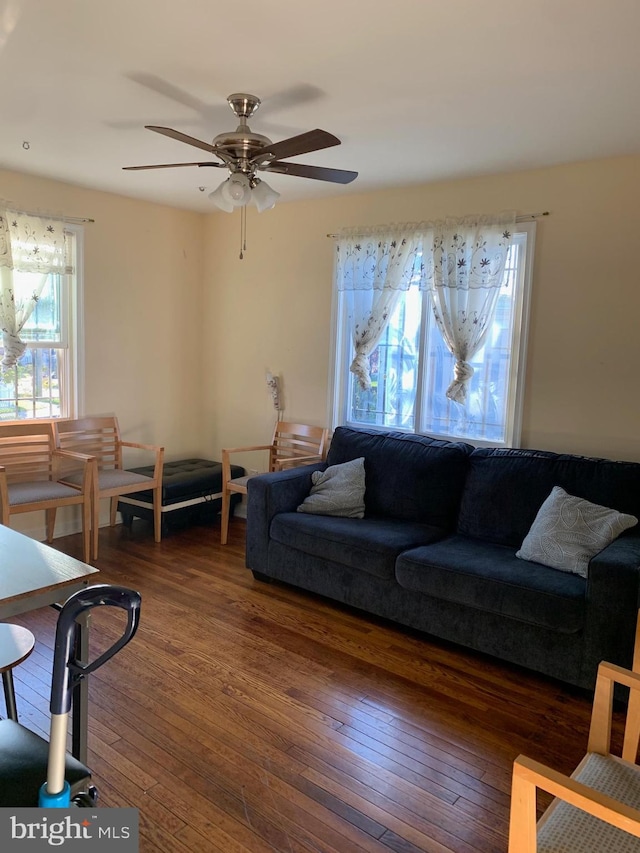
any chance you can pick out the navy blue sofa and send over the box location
[246,426,640,691]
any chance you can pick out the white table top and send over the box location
[0,525,99,617]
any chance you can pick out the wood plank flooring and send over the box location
[7,517,624,852]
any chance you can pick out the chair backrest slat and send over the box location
[53,417,122,471]
[0,424,56,482]
[269,422,328,471]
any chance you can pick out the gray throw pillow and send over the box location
[297,457,365,518]
[516,485,638,578]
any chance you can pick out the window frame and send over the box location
[0,223,84,420]
[329,222,536,448]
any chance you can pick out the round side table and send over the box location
[0,623,36,722]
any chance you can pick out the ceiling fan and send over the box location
[123,92,358,212]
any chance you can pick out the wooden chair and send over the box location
[509,612,640,851]
[0,422,95,563]
[52,416,164,560]
[220,421,328,545]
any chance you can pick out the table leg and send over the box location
[2,671,18,721]
[71,611,90,763]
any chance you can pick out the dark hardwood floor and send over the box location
[8,517,623,852]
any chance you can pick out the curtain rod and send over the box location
[326,210,549,238]
[29,213,95,224]
[1,203,94,224]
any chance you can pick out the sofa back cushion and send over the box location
[458,447,640,547]
[327,426,472,528]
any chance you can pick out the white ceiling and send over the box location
[1,0,639,214]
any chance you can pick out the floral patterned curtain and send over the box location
[335,225,426,390]
[0,209,68,369]
[423,212,515,404]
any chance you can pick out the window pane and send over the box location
[347,287,421,430]
[422,241,520,442]
[0,348,62,419]
[18,273,62,342]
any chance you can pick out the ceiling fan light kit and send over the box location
[250,179,280,212]
[208,174,280,213]
[221,173,252,206]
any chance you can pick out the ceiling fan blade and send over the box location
[253,129,340,163]
[265,161,358,184]
[123,162,225,170]
[146,126,216,154]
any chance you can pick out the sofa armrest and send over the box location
[582,535,640,685]
[245,463,326,573]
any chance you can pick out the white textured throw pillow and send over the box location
[297,457,366,518]
[516,485,638,577]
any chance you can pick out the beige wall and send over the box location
[3,152,640,537]
[1,169,203,536]
[203,154,640,465]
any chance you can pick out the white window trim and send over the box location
[502,221,535,448]
[66,223,84,419]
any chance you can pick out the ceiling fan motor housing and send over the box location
[226,93,262,120]
[213,93,274,166]
[212,129,274,165]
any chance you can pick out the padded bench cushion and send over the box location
[395,535,586,633]
[121,458,243,505]
[118,458,245,531]
[270,512,446,580]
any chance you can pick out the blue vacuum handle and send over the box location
[50,585,141,715]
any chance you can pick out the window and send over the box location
[0,226,81,420]
[331,223,535,446]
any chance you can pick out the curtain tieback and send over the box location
[1,331,26,369]
[446,360,474,404]
[350,352,373,391]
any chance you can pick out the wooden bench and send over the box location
[118,458,244,534]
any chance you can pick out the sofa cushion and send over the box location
[326,426,472,527]
[457,447,640,547]
[297,457,366,518]
[270,512,445,580]
[395,535,585,632]
[516,486,638,578]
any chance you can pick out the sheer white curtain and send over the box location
[0,209,68,368]
[423,212,515,403]
[336,225,426,390]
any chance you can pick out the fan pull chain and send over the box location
[239,205,247,260]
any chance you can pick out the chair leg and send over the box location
[623,688,640,763]
[508,763,537,853]
[81,498,91,564]
[110,496,118,527]
[92,492,100,561]
[45,508,57,543]
[153,485,162,543]
[221,488,230,545]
